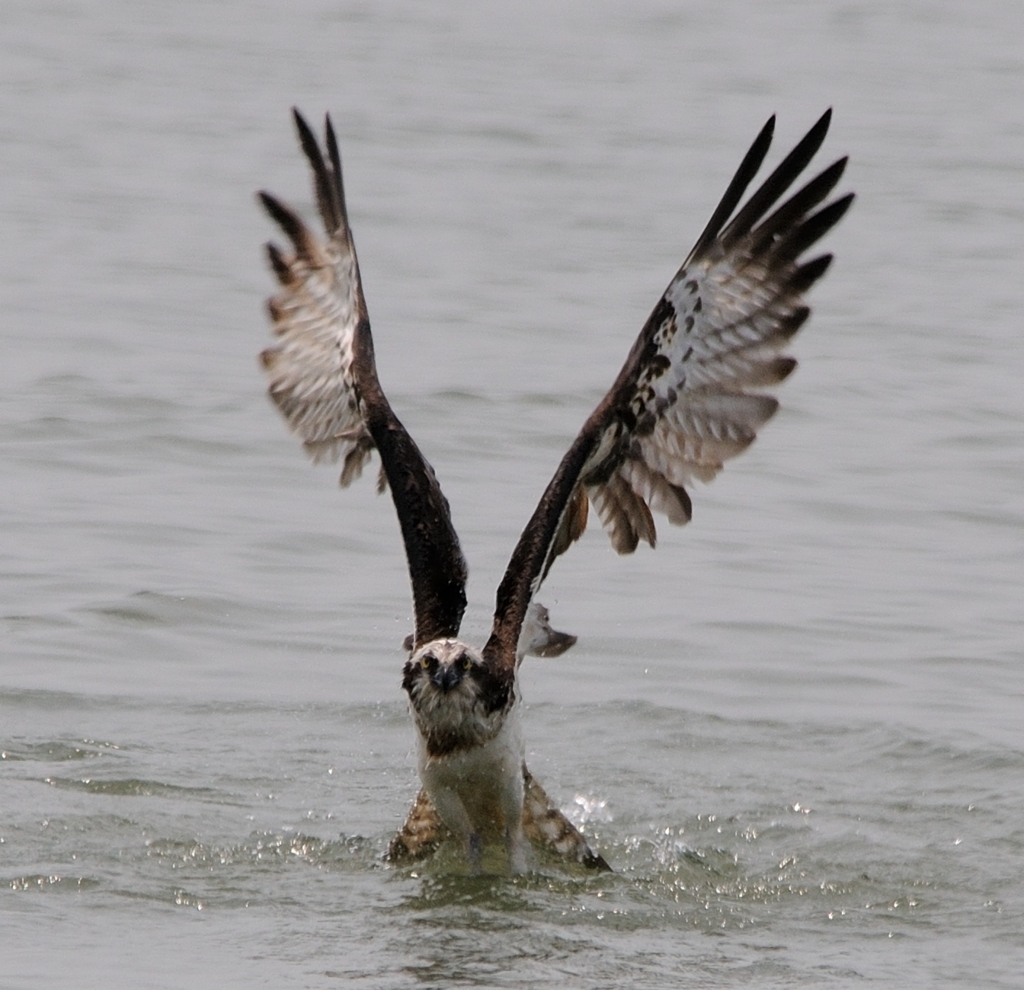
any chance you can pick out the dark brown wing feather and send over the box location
[259,109,468,646]
[483,110,853,670]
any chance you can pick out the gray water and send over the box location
[2,1,1023,986]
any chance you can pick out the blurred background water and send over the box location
[2,1,1023,987]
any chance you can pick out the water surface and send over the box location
[2,1,1023,987]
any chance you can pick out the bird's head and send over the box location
[403,638,482,702]
[401,638,513,751]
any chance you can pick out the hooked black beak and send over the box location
[431,664,463,693]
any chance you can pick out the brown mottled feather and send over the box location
[259,111,851,876]
[386,788,445,863]
[483,110,852,671]
[258,110,468,646]
[386,769,609,871]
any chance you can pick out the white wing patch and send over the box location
[582,239,818,553]
[648,260,795,469]
[259,200,374,487]
[560,111,854,559]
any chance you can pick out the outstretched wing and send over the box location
[259,109,468,647]
[483,110,853,669]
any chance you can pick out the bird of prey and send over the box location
[257,108,852,873]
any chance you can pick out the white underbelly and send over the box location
[418,707,525,838]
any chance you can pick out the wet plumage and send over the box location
[258,108,852,872]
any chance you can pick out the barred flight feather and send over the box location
[258,108,852,873]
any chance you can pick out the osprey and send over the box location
[257,109,852,873]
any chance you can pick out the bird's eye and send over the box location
[420,654,435,670]
[461,655,472,671]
